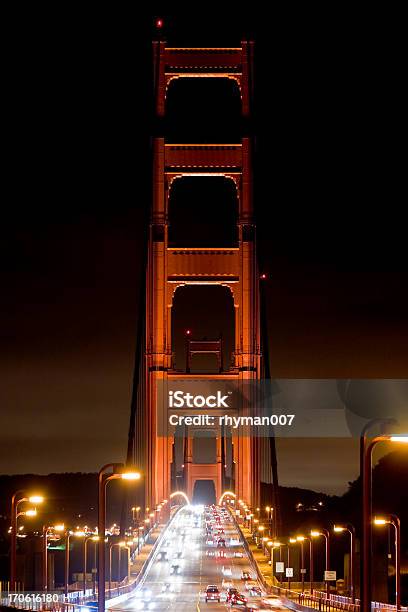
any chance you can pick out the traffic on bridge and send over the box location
[116,504,277,611]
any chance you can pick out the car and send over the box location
[234,551,244,558]
[217,538,226,547]
[247,585,262,597]
[222,578,234,589]
[156,551,168,561]
[205,585,221,603]
[170,564,181,575]
[245,581,258,592]
[226,588,247,606]
[206,538,214,545]
[206,549,215,556]
[216,549,226,558]
[241,571,252,580]
[161,582,174,593]
[222,565,232,576]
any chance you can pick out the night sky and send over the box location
[1,9,407,495]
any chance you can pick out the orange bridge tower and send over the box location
[132,41,261,511]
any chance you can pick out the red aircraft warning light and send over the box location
[156,18,163,29]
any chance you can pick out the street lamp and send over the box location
[333,524,356,601]
[271,542,281,582]
[90,536,99,596]
[296,536,306,592]
[287,539,297,590]
[258,525,265,550]
[43,524,64,591]
[296,535,315,594]
[74,532,99,597]
[98,463,141,612]
[109,540,132,594]
[265,506,273,536]
[311,529,330,596]
[108,541,121,596]
[361,435,408,612]
[374,515,401,612]
[10,492,44,589]
[64,530,73,599]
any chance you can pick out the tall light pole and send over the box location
[361,435,408,612]
[374,515,401,612]
[83,534,95,596]
[64,530,72,599]
[296,536,314,593]
[42,524,65,591]
[311,529,330,596]
[98,463,141,612]
[258,525,265,551]
[296,536,306,592]
[265,506,274,537]
[288,539,296,590]
[272,542,282,582]
[90,536,99,596]
[305,535,314,594]
[10,493,44,589]
[333,524,355,601]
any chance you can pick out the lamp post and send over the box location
[288,539,296,590]
[108,542,113,596]
[265,506,271,536]
[42,524,64,591]
[311,529,330,596]
[83,535,97,596]
[108,541,124,595]
[305,535,315,594]
[272,542,281,582]
[137,526,144,555]
[258,525,265,551]
[124,542,133,582]
[361,435,408,612]
[64,530,72,599]
[296,537,306,593]
[10,493,44,589]
[333,524,355,601]
[296,536,313,593]
[98,463,141,612]
[90,536,99,596]
[117,542,125,592]
[374,515,401,612]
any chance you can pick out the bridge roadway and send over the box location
[111,505,285,611]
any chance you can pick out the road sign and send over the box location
[300,568,307,574]
[276,561,284,573]
[324,570,337,581]
[286,567,294,578]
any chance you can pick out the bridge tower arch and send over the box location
[140,40,260,511]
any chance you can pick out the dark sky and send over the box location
[1,9,407,494]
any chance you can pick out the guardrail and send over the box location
[312,592,407,612]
